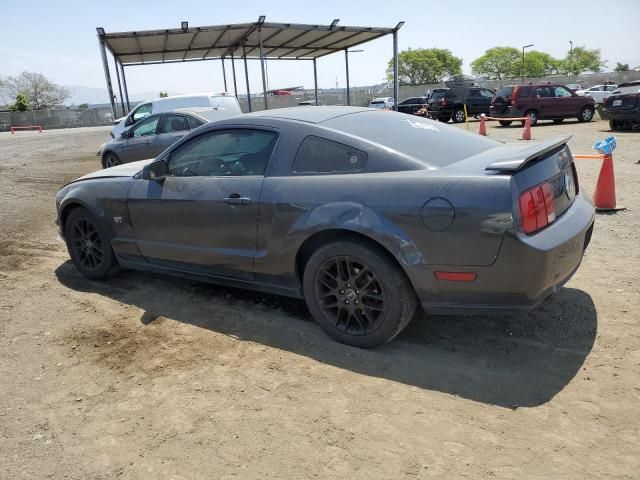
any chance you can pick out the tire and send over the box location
[103,152,121,169]
[64,207,120,280]
[578,106,594,123]
[553,118,565,124]
[438,115,451,123]
[452,108,466,123]
[499,120,512,127]
[609,119,619,131]
[493,96,509,114]
[522,110,538,126]
[302,239,417,348]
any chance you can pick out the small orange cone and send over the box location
[479,114,487,136]
[521,116,532,140]
[592,153,625,212]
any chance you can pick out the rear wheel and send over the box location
[452,108,466,123]
[64,207,119,280]
[578,106,594,122]
[303,239,417,348]
[103,152,121,169]
[499,120,512,127]
[522,110,538,126]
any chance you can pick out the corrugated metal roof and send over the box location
[99,21,396,65]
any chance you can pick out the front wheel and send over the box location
[578,106,595,122]
[452,108,466,123]
[64,207,120,280]
[499,120,512,127]
[103,152,121,169]
[303,239,417,348]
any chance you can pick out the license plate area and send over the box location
[613,99,622,107]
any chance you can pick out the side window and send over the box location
[167,129,277,177]
[293,136,368,174]
[536,86,554,98]
[188,116,204,129]
[480,89,494,98]
[555,86,572,97]
[131,103,152,122]
[158,114,190,134]
[518,86,532,97]
[131,116,159,137]
[467,90,480,98]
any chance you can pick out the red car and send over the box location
[490,83,596,126]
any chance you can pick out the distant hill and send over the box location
[65,85,181,106]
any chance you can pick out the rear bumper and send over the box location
[604,107,640,122]
[408,192,595,314]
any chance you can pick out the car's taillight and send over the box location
[519,182,556,234]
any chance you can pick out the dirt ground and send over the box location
[0,117,638,480]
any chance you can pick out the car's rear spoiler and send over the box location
[484,134,572,171]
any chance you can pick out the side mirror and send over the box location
[142,160,168,182]
[120,129,131,139]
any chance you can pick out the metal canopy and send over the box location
[100,21,395,65]
[96,17,403,119]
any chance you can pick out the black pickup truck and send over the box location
[427,86,495,123]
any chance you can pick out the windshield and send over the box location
[324,111,498,168]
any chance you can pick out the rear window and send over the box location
[293,136,367,174]
[429,90,447,101]
[323,112,498,168]
[496,86,514,98]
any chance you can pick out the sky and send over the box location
[1,0,639,102]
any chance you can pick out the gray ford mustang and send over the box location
[56,107,595,348]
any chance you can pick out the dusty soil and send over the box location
[0,119,638,479]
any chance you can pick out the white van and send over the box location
[110,93,242,138]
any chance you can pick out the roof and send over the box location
[99,20,398,66]
[243,106,371,123]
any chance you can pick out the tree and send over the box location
[0,71,69,109]
[562,46,606,75]
[471,47,521,80]
[614,62,629,72]
[159,91,169,98]
[10,93,29,112]
[78,103,89,109]
[523,51,561,78]
[386,48,462,85]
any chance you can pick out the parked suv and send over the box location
[490,83,596,126]
[603,80,640,130]
[397,96,429,115]
[427,87,494,123]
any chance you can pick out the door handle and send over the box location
[224,194,252,205]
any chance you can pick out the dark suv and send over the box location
[397,96,429,115]
[603,80,640,130]
[490,83,596,126]
[427,87,494,123]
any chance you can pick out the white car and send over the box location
[110,93,242,138]
[575,85,618,104]
[368,97,395,109]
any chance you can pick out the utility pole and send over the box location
[522,44,533,83]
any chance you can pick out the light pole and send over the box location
[522,44,533,83]
[344,49,363,106]
[569,40,574,75]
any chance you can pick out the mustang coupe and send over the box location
[56,107,595,348]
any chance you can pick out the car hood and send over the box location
[70,158,155,184]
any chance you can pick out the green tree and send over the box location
[471,47,521,80]
[10,92,29,111]
[562,46,606,75]
[614,62,629,72]
[524,51,561,78]
[386,48,462,85]
[159,91,169,98]
[78,103,89,109]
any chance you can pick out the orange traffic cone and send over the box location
[521,116,532,140]
[479,114,487,136]
[592,153,625,212]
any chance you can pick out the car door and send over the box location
[154,114,192,155]
[465,89,484,114]
[126,127,279,280]
[535,86,556,118]
[553,85,578,116]
[119,115,161,162]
